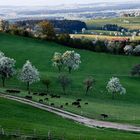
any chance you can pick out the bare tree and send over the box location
[84,77,95,95]
[131,64,140,76]
[58,74,71,94]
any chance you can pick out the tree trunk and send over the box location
[46,85,49,93]
[27,82,30,94]
[112,92,115,99]
[58,66,61,73]
[62,86,66,94]
[1,77,5,87]
[86,86,90,95]
[68,67,72,74]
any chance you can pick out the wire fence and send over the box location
[0,127,66,140]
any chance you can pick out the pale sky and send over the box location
[0,0,138,6]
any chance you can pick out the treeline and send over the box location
[103,24,128,32]
[56,34,123,54]
[56,34,107,52]
[88,24,128,32]
[56,34,140,56]
[16,19,87,33]
[2,20,140,56]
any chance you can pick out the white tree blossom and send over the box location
[133,45,140,55]
[124,45,133,55]
[62,50,81,73]
[52,52,63,72]
[106,77,126,99]
[19,60,40,93]
[0,56,16,87]
[107,41,115,53]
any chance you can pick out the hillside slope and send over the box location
[0,33,140,124]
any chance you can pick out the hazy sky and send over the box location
[0,0,138,6]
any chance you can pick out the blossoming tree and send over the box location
[62,50,81,73]
[52,52,63,72]
[106,77,126,99]
[19,60,40,93]
[0,54,16,87]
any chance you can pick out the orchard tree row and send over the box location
[0,50,130,99]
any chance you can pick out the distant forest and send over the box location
[16,20,87,33]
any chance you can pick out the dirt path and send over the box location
[0,93,140,133]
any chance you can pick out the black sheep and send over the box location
[101,114,108,119]
[65,103,69,106]
[72,101,80,106]
[25,96,32,100]
[76,99,82,102]
[60,105,63,108]
[77,105,81,108]
[50,103,55,106]
[39,99,43,103]
[33,92,38,95]
[44,97,49,101]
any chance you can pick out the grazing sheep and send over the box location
[60,105,63,108]
[56,95,61,98]
[50,103,55,106]
[50,94,56,98]
[25,96,32,100]
[77,105,81,108]
[72,101,80,106]
[50,94,61,98]
[6,89,20,93]
[33,92,38,95]
[101,114,108,119]
[39,93,47,96]
[44,97,49,101]
[65,103,69,106]
[76,99,82,102]
[39,99,43,103]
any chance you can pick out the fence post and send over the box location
[15,128,20,136]
[33,128,36,137]
[1,128,4,135]
[79,134,81,140]
[48,130,51,140]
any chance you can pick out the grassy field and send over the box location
[0,33,140,126]
[0,98,140,140]
[85,30,122,35]
[86,17,140,30]
[70,34,132,41]
[78,17,140,41]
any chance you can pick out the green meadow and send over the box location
[0,33,140,129]
[0,98,140,140]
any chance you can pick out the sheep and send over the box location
[100,114,108,119]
